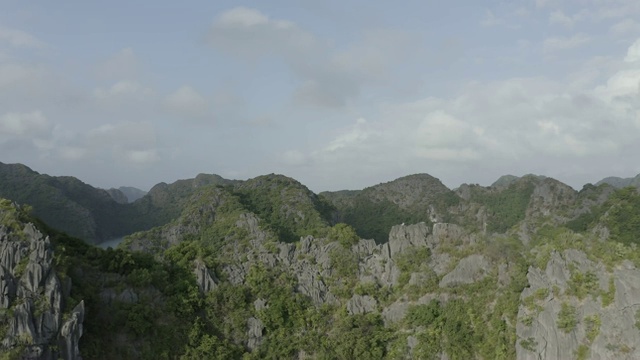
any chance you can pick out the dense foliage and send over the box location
[470,180,535,233]
[340,197,430,243]
[233,175,333,242]
[5,168,640,359]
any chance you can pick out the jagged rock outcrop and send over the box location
[439,254,491,288]
[0,203,84,359]
[194,260,218,293]
[388,223,429,257]
[59,301,84,360]
[516,249,640,360]
[346,295,377,315]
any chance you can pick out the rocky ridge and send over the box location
[0,201,84,359]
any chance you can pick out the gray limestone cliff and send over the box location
[0,203,84,360]
[516,249,640,360]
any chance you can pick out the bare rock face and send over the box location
[59,301,84,360]
[439,254,491,288]
[516,249,640,360]
[346,295,377,315]
[0,204,84,360]
[388,223,430,257]
[194,260,218,293]
[246,317,264,350]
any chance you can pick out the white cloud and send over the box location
[624,39,640,62]
[0,27,43,48]
[83,121,161,165]
[415,111,470,148]
[290,37,640,188]
[208,7,315,59]
[215,7,293,29]
[481,10,501,27]
[0,111,49,136]
[58,146,87,161]
[0,63,47,90]
[281,150,309,166]
[594,68,640,101]
[95,48,140,81]
[549,10,577,27]
[536,0,554,8]
[543,33,590,52]
[165,86,209,118]
[93,80,154,100]
[87,121,156,147]
[610,18,640,35]
[122,149,159,164]
[324,118,372,152]
[208,7,410,108]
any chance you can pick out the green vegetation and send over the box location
[575,344,590,360]
[567,269,600,300]
[601,277,616,307]
[520,337,538,352]
[233,175,333,242]
[470,180,535,233]
[328,223,360,248]
[6,166,640,359]
[584,314,601,343]
[557,303,578,333]
[603,187,640,245]
[340,197,430,243]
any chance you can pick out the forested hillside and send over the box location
[3,167,640,359]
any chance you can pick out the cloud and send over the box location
[288,37,640,189]
[87,121,156,148]
[0,111,55,160]
[624,39,640,62]
[0,27,43,48]
[543,33,590,52]
[280,150,310,166]
[536,0,554,8]
[58,146,87,161]
[208,7,313,59]
[324,118,373,152]
[164,86,209,119]
[82,121,161,165]
[414,111,481,161]
[610,18,640,35]
[95,48,140,81]
[215,6,293,29]
[93,80,154,100]
[0,63,47,90]
[208,7,410,108]
[549,10,583,27]
[480,10,501,27]
[122,149,160,164]
[0,111,49,136]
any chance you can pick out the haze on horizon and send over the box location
[1,0,640,193]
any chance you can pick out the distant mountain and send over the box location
[596,173,640,189]
[0,162,236,244]
[490,174,519,187]
[124,173,334,253]
[105,188,128,204]
[321,174,459,242]
[106,186,147,203]
[0,162,129,242]
[6,164,640,359]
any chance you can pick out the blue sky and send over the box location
[1,0,640,191]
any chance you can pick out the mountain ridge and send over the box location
[3,163,640,359]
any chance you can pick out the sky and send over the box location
[1,0,640,192]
